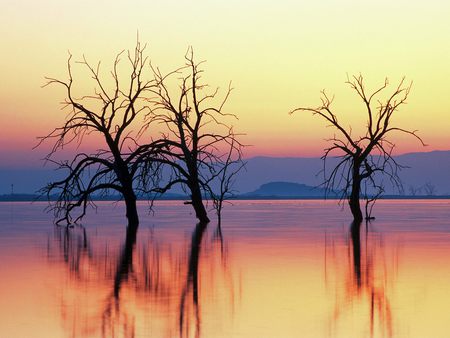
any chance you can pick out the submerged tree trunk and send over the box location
[190,182,210,224]
[123,187,139,230]
[114,160,140,230]
[349,186,363,223]
[186,163,210,223]
[349,162,363,223]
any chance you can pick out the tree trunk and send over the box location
[114,162,139,230]
[190,184,210,224]
[123,188,139,230]
[349,162,363,223]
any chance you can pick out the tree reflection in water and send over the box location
[47,222,235,338]
[325,221,398,338]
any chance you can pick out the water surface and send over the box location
[1,200,450,338]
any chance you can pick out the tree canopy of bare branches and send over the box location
[291,75,425,222]
[146,49,244,224]
[37,42,162,229]
[38,42,244,228]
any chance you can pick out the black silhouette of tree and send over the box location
[210,138,245,226]
[291,75,425,222]
[38,42,162,230]
[147,49,244,224]
[363,181,384,220]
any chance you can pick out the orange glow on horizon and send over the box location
[0,0,449,166]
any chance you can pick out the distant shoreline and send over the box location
[2,194,450,202]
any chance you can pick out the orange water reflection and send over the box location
[47,222,236,338]
[2,200,450,337]
[325,222,395,338]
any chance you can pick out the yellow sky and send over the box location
[1,0,449,165]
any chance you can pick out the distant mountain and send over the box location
[235,151,450,195]
[1,150,450,195]
[235,156,322,194]
[243,181,330,198]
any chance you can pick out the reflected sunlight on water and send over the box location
[1,200,450,337]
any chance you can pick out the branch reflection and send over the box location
[47,222,235,338]
[325,221,397,338]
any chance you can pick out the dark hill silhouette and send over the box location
[236,151,450,195]
[243,181,329,198]
[1,150,450,195]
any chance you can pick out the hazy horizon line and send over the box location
[1,148,449,170]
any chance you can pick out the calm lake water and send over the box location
[1,200,450,338]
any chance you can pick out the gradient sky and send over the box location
[1,0,449,167]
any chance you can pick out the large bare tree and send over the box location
[291,75,425,222]
[147,49,244,224]
[38,42,161,230]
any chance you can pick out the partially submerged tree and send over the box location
[147,49,244,224]
[291,75,425,222]
[363,180,384,220]
[210,138,245,226]
[38,42,161,230]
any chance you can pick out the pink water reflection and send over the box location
[1,200,450,337]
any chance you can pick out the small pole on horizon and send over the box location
[11,184,14,196]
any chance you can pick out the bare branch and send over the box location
[37,41,162,227]
[291,75,425,221]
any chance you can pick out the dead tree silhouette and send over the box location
[147,49,244,224]
[291,75,425,222]
[211,138,245,226]
[37,42,162,230]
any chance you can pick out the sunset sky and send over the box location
[1,0,449,167]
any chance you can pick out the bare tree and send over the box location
[291,75,425,222]
[408,185,421,196]
[363,181,384,221]
[37,42,161,230]
[147,49,244,224]
[423,182,436,196]
[210,138,245,226]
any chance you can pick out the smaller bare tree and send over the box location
[291,75,425,222]
[423,182,436,196]
[209,138,245,226]
[363,178,384,221]
[408,185,421,196]
[147,49,244,224]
